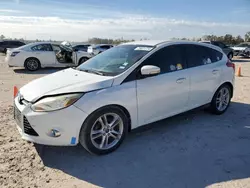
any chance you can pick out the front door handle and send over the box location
[176,78,186,83]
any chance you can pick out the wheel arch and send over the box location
[78,56,89,65]
[215,82,234,98]
[24,57,41,67]
[81,104,132,132]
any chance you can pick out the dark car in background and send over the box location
[0,40,25,53]
[72,44,91,52]
[200,41,234,60]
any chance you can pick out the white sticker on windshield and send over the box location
[134,47,153,51]
[123,62,129,66]
[119,66,125,69]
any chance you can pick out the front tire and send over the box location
[210,84,232,115]
[24,58,40,71]
[78,57,88,66]
[79,106,128,155]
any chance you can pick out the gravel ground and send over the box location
[1,54,250,188]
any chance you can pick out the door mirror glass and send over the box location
[141,65,160,76]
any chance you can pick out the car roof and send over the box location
[0,40,24,42]
[200,41,212,43]
[121,40,167,46]
[73,44,91,46]
[120,40,223,52]
[90,44,113,47]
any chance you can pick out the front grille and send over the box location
[23,116,39,136]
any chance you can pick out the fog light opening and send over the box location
[47,129,61,137]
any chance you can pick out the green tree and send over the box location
[245,31,250,42]
[0,34,5,40]
[223,34,233,45]
[235,35,244,44]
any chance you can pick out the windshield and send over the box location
[77,45,154,76]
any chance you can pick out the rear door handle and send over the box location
[176,78,186,83]
[212,70,219,74]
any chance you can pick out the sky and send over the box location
[0,0,250,41]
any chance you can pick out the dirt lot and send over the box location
[1,54,250,188]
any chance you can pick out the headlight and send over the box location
[31,93,83,112]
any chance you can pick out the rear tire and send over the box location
[79,106,128,155]
[24,58,40,71]
[210,84,232,115]
[228,53,233,60]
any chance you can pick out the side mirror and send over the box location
[73,48,79,52]
[141,65,160,76]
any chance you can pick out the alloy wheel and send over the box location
[27,60,39,70]
[90,113,123,150]
[216,87,230,112]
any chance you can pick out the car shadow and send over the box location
[13,67,66,74]
[35,101,250,188]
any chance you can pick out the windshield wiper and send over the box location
[79,68,104,76]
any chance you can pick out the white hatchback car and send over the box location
[5,42,92,71]
[14,40,235,155]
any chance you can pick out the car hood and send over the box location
[232,47,247,51]
[19,68,114,102]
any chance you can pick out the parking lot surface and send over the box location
[1,54,250,188]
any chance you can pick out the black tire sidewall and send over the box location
[211,84,232,115]
[228,53,233,60]
[25,58,40,71]
[79,106,128,155]
[78,57,88,66]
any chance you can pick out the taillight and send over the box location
[226,59,235,72]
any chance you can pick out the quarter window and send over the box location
[142,45,186,74]
[31,44,53,51]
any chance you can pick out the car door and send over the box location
[183,44,223,109]
[136,44,190,126]
[31,44,56,65]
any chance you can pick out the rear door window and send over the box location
[184,44,223,68]
[31,44,53,51]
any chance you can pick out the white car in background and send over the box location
[14,40,235,155]
[87,44,113,56]
[231,42,250,57]
[5,42,92,71]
